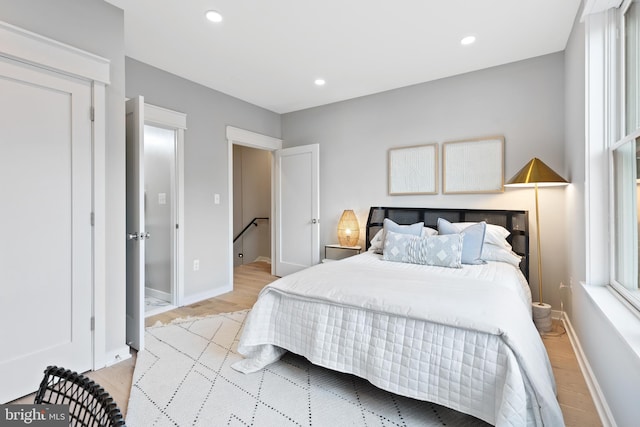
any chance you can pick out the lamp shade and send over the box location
[337,210,359,246]
[504,158,568,187]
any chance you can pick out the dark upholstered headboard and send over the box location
[365,206,529,280]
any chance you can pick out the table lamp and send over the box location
[337,210,359,247]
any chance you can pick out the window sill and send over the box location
[582,283,640,360]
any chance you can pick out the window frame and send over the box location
[608,0,640,311]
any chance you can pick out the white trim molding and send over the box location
[582,0,624,20]
[563,307,617,427]
[181,285,233,307]
[227,126,282,151]
[584,10,617,285]
[92,82,107,369]
[0,21,110,84]
[146,103,187,130]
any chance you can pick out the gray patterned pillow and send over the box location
[382,231,417,261]
[383,231,463,268]
[407,234,463,268]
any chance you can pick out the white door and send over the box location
[126,101,186,350]
[0,57,93,402]
[274,144,320,276]
[125,97,146,351]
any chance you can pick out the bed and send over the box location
[232,207,563,427]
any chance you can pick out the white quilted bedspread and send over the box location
[232,253,564,427]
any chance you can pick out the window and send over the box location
[611,0,640,308]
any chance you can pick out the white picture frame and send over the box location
[443,136,504,194]
[388,144,438,195]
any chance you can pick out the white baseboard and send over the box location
[181,284,233,306]
[562,313,616,427]
[103,346,132,368]
[551,309,563,320]
[145,286,171,301]
[253,256,271,264]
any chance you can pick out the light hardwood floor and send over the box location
[12,261,602,426]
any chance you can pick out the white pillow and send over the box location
[448,222,512,250]
[421,226,438,237]
[481,244,522,267]
[368,229,384,252]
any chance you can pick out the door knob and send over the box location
[127,231,150,240]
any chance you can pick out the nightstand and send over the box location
[323,244,362,261]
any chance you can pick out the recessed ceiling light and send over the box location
[314,78,326,86]
[460,36,476,46]
[205,10,223,23]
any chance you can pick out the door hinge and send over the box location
[176,223,179,230]
[90,316,95,331]
[90,212,95,226]
[90,106,95,122]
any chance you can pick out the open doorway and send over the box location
[143,124,179,316]
[226,126,319,283]
[232,145,272,267]
[226,126,282,283]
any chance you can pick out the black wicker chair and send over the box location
[34,365,126,427]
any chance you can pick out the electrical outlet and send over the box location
[193,259,200,271]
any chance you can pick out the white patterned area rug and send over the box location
[126,310,489,426]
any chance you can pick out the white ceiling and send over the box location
[105,0,582,114]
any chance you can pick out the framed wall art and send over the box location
[388,143,438,195]
[442,136,504,194]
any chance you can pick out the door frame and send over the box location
[0,21,110,369]
[145,103,187,307]
[226,126,282,277]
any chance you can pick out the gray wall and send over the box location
[282,53,568,310]
[0,0,127,360]
[564,6,640,426]
[126,58,281,299]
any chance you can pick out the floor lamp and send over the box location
[505,158,568,333]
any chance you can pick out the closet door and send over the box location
[0,56,93,402]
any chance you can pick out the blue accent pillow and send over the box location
[376,218,424,254]
[383,218,424,236]
[437,218,487,265]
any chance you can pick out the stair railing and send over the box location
[233,217,269,243]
